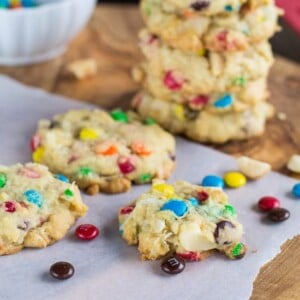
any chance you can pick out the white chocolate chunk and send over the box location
[67,58,97,80]
[287,155,300,174]
[237,156,271,180]
[179,223,216,252]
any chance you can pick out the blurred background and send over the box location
[101,0,300,63]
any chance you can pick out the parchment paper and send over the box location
[0,75,299,300]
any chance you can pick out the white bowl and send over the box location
[0,0,96,66]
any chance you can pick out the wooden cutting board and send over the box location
[1,4,300,299]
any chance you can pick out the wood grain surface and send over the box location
[1,4,300,299]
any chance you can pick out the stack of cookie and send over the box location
[132,0,282,143]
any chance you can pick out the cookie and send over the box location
[119,180,246,261]
[133,92,274,143]
[133,66,269,107]
[141,0,281,54]
[138,31,273,96]
[155,0,268,16]
[31,109,176,195]
[0,163,87,255]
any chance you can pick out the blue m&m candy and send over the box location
[0,0,9,8]
[161,200,188,217]
[214,94,233,109]
[201,175,224,189]
[292,183,300,198]
[21,0,37,7]
[55,174,70,183]
[189,197,199,207]
[24,190,43,208]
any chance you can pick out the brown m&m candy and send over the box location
[50,262,75,280]
[161,255,185,275]
[268,208,290,223]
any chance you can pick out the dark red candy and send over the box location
[177,251,201,261]
[268,208,290,222]
[161,255,185,275]
[258,196,280,212]
[120,206,135,215]
[190,1,210,11]
[75,224,99,241]
[118,157,135,174]
[50,262,74,280]
[163,71,184,91]
[197,191,209,202]
[4,201,16,213]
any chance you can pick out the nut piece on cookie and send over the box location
[31,109,176,195]
[237,156,271,180]
[0,163,87,255]
[287,155,300,174]
[118,181,246,261]
[67,58,97,80]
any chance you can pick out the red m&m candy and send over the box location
[75,224,99,241]
[258,196,280,212]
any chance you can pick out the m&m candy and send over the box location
[292,183,300,198]
[160,200,188,217]
[50,262,74,280]
[224,172,247,188]
[152,183,174,198]
[163,71,185,91]
[75,224,99,241]
[213,94,233,109]
[201,175,224,189]
[258,196,280,212]
[0,173,7,188]
[110,109,128,123]
[24,189,43,208]
[55,174,70,183]
[161,255,185,275]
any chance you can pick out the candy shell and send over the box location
[160,200,188,217]
[24,190,43,208]
[0,173,7,188]
[50,262,74,280]
[292,183,300,198]
[163,71,185,91]
[201,175,224,189]
[213,94,233,109]
[110,109,128,123]
[258,196,280,212]
[224,172,247,188]
[55,174,70,183]
[161,255,185,275]
[75,224,99,241]
[152,183,174,198]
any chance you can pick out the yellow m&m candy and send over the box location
[174,104,185,121]
[32,146,45,163]
[79,128,99,140]
[224,172,247,188]
[152,183,174,198]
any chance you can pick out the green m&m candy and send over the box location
[110,109,128,123]
[0,173,7,188]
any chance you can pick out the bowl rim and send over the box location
[0,0,75,15]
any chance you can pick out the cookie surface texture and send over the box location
[32,109,176,194]
[119,180,246,260]
[0,163,87,255]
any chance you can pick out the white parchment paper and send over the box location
[0,75,299,300]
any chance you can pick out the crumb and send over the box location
[287,155,300,174]
[277,112,287,121]
[67,58,97,80]
[237,156,271,180]
[132,66,145,83]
